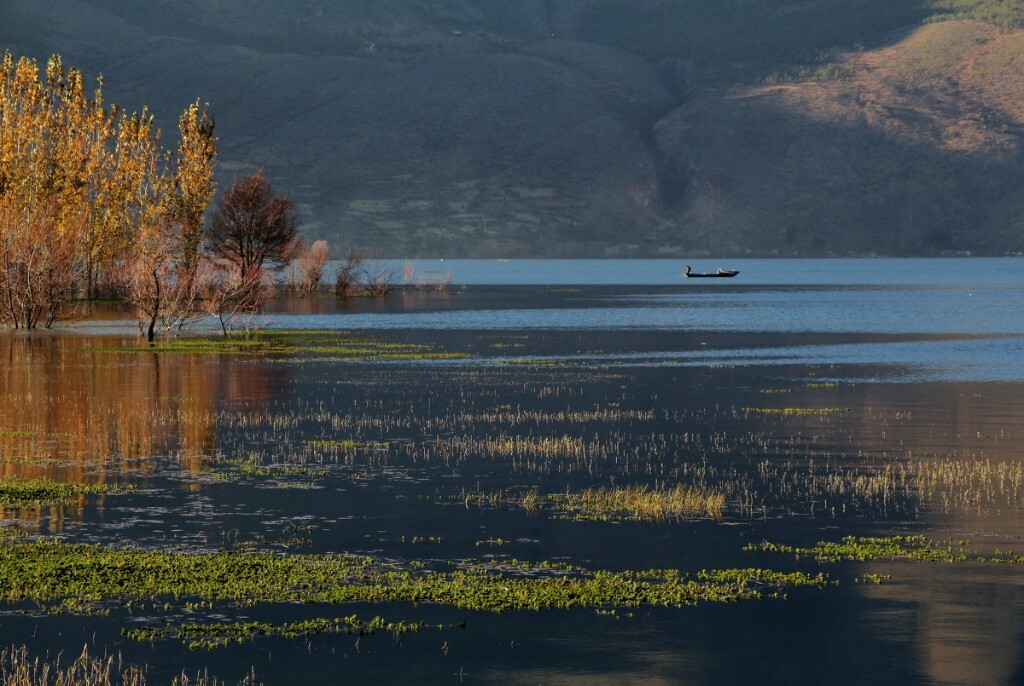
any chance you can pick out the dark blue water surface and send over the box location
[12,258,1024,685]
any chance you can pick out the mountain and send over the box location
[4,0,1024,256]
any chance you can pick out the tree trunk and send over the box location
[146,269,160,343]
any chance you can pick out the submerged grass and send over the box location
[97,337,286,356]
[0,478,124,509]
[187,380,1024,522]
[747,535,1024,564]
[740,407,849,416]
[97,330,471,362]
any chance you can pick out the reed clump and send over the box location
[551,484,725,521]
[909,457,1024,509]
[461,484,725,521]
[0,644,257,685]
[0,645,146,686]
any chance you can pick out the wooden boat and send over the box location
[684,265,739,278]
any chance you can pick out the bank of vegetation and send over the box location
[0,51,216,337]
[0,51,441,342]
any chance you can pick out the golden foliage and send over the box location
[0,51,217,329]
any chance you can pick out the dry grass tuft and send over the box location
[554,484,725,521]
[0,645,259,686]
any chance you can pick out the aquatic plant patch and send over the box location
[0,539,829,636]
[97,330,471,362]
[0,478,127,509]
[548,484,725,521]
[124,615,457,650]
[254,330,473,361]
[212,454,328,481]
[95,337,288,356]
[204,383,1024,521]
[303,439,389,450]
[746,535,1024,564]
[461,485,725,522]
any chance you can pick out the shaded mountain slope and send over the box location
[4,1,1024,256]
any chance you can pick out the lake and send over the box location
[4,258,1024,685]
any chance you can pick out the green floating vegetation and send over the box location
[400,535,442,544]
[0,528,26,544]
[747,535,1024,564]
[101,330,471,362]
[0,539,828,622]
[855,574,891,584]
[245,329,473,362]
[97,336,288,356]
[0,478,125,509]
[203,452,328,488]
[226,461,326,480]
[475,538,507,547]
[125,615,455,651]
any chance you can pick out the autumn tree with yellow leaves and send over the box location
[0,51,217,335]
[118,100,218,341]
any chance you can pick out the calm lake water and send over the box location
[270,257,1023,382]
[6,258,1024,685]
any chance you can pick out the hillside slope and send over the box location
[655,20,1024,256]
[4,1,1024,256]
